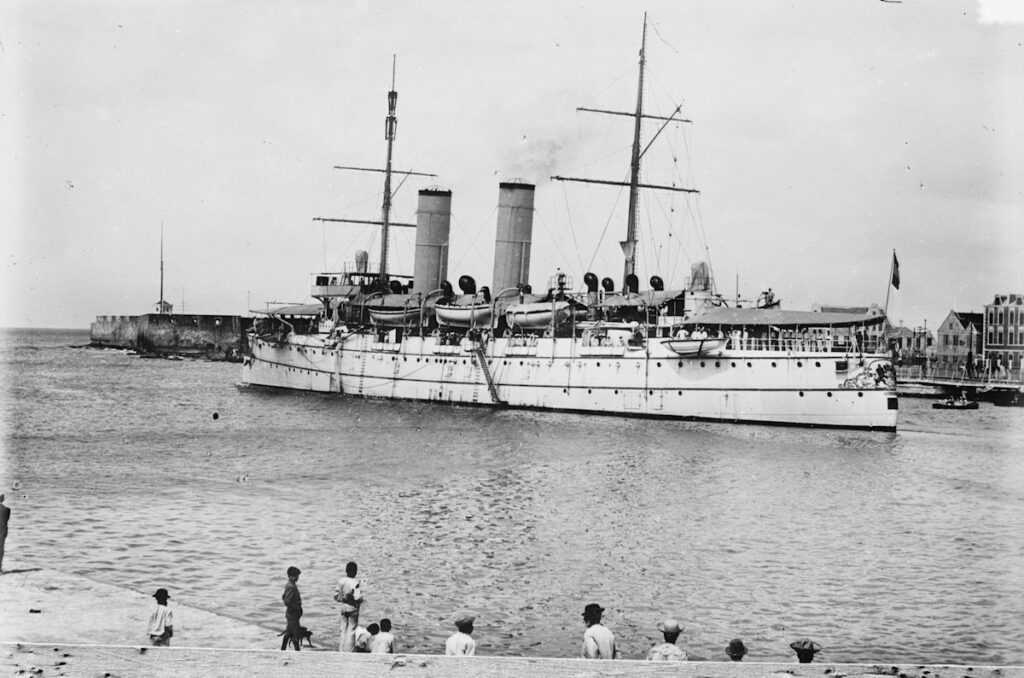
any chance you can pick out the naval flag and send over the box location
[891,252,900,290]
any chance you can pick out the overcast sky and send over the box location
[2,0,1022,331]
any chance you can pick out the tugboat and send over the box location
[932,391,979,410]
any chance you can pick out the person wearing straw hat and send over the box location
[581,603,618,659]
[790,638,822,663]
[646,618,688,661]
[146,588,174,646]
[726,638,748,661]
[445,615,476,656]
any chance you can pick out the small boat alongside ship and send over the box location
[242,19,898,430]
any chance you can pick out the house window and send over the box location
[943,335,949,346]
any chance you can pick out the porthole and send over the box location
[827,391,833,397]
[700,361,706,367]
[771,362,777,368]
[747,362,752,368]
[588,389,592,394]
[858,392,863,397]
[678,361,683,367]
[677,390,682,395]
[799,391,804,397]
[563,388,568,394]
[657,362,662,367]
[597,362,601,367]
[715,361,721,367]
[614,389,619,395]
[815,361,822,367]
[649,390,654,395]
[797,361,803,367]
[731,362,737,367]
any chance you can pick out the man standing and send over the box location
[370,618,396,654]
[445,615,476,656]
[0,494,9,573]
[726,638,748,661]
[333,561,363,651]
[581,603,617,659]
[281,566,303,651]
[146,588,174,646]
[646,618,688,661]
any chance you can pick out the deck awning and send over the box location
[680,308,886,328]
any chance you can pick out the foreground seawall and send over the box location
[3,644,1021,678]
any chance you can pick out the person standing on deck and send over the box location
[0,494,9,573]
[281,566,303,651]
[581,603,618,659]
[146,588,174,646]
[445,615,477,656]
[333,561,363,651]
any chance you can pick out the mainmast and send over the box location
[379,56,398,283]
[622,15,648,287]
[552,14,698,291]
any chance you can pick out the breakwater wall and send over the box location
[90,313,252,361]
[3,645,1020,678]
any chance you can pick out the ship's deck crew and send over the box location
[726,638,748,661]
[445,615,476,656]
[281,566,303,651]
[146,588,174,646]
[646,618,688,661]
[333,561,363,651]
[581,603,617,659]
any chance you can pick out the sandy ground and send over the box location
[0,558,276,649]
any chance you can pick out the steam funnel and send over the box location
[492,182,535,293]
[413,189,452,294]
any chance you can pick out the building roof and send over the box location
[952,311,983,329]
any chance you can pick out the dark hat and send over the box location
[790,638,822,653]
[287,566,301,577]
[582,603,604,617]
[454,614,475,628]
[657,619,683,634]
[726,638,748,658]
[153,588,170,599]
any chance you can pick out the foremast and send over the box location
[313,56,435,291]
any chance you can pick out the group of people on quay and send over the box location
[144,561,825,662]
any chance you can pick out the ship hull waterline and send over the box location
[241,335,898,431]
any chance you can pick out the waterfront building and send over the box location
[810,303,889,349]
[983,294,1024,377]
[888,323,934,366]
[934,310,982,371]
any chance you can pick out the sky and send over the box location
[2,0,1022,331]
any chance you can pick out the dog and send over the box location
[278,626,314,648]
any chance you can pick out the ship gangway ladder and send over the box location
[471,344,505,406]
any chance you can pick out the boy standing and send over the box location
[147,588,174,646]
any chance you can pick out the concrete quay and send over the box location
[2,563,1021,677]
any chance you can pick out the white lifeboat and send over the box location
[506,301,571,330]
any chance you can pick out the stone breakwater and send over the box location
[2,561,1023,678]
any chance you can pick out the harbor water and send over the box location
[2,328,1023,663]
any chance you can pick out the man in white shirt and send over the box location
[445,615,476,656]
[370,618,396,654]
[146,588,174,646]
[581,603,617,659]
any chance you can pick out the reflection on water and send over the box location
[3,328,1024,662]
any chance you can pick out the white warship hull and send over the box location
[241,335,339,392]
[245,333,897,430]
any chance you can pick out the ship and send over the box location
[242,20,898,430]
